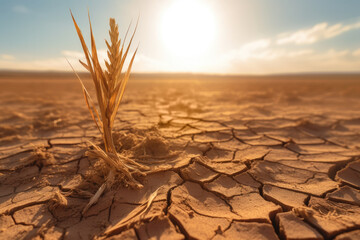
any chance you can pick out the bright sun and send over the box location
[161,0,216,57]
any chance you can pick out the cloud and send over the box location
[221,47,360,74]
[0,50,167,73]
[60,50,202,73]
[0,50,90,71]
[353,48,360,56]
[13,5,30,13]
[132,53,169,72]
[286,49,314,57]
[1,54,15,60]
[277,21,360,45]
[225,39,271,61]
[223,38,314,63]
[60,49,110,71]
[219,19,360,74]
[61,50,84,59]
[0,58,69,71]
[240,39,271,52]
[61,49,108,61]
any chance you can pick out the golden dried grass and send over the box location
[69,11,152,213]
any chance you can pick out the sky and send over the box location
[0,0,360,74]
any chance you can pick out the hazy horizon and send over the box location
[1,69,360,78]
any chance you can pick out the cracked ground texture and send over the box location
[1,73,360,240]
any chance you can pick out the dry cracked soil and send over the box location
[0,73,360,240]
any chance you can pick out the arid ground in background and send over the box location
[0,72,360,240]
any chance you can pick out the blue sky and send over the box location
[1,0,360,74]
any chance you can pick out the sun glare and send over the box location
[161,0,216,58]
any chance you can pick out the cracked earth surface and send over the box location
[1,75,360,239]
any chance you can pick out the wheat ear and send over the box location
[70,10,150,214]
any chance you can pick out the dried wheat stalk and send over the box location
[69,11,151,213]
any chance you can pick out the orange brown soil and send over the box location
[0,73,360,239]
